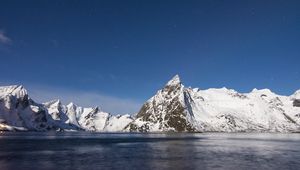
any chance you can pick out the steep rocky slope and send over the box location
[125,75,196,132]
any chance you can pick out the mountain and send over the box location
[0,85,133,131]
[44,100,133,132]
[125,75,197,132]
[126,75,300,132]
[0,85,53,131]
[1,75,300,132]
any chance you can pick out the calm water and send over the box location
[0,132,299,170]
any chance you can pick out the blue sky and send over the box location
[0,0,299,114]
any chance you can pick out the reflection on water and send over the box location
[0,132,300,170]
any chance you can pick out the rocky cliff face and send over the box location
[126,75,196,132]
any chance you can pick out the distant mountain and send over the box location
[0,85,132,131]
[1,75,300,132]
[0,85,53,131]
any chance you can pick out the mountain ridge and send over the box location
[1,75,300,132]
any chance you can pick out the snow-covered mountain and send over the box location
[1,75,300,132]
[126,75,300,132]
[0,85,53,131]
[0,85,133,131]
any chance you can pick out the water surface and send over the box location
[0,132,299,170]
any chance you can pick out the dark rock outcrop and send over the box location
[293,99,300,107]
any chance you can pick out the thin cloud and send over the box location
[0,30,12,45]
[26,85,142,115]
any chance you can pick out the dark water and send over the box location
[0,132,300,170]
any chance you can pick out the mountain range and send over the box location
[1,75,300,132]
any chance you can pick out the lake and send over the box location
[0,132,299,170]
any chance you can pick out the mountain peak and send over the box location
[166,74,181,86]
[251,88,274,95]
[67,102,76,107]
[0,85,28,98]
[292,89,300,99]
[44,99,61,106]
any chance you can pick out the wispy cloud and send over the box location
[26,85,142,115]
[0,30,12,45]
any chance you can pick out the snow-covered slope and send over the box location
[0,85,54,131]
[126,75,300,132]
[0,85,133,132]
[44,101,133,132]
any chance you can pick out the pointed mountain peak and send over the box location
[92,106,100,113]
[52,99,61,104]
[166,74,181,86]
[0,85,28,98]
[67,102,77,109]
[161,74,184,94]
[44,99,61,106]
